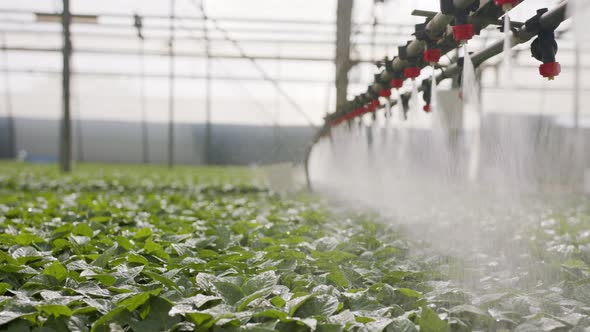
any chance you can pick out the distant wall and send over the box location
[0,117,315,165]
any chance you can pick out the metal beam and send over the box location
[0,28,412,46]
[1,34,15,159]
[0,68,335,83]
[0,8,415,29]
[168,0,175,168]
[202,0,212,165]
[1,46,380,63]
[60,0,72,173]
[335,0,353,110]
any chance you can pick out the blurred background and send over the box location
[0,0,584,167]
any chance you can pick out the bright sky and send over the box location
[0,0,580,127]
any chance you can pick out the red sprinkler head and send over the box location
[423,104,431,113]
[404,67,421,80]
[355,107,364,117]
[423,49,442,64]
[452,24,475,43]
[379,89,392,98]
[370,99,380,110]
[539,62,561,80]
[494,0,518,11]
[390,78,404,89]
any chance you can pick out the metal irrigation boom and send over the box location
[304,0,571,191]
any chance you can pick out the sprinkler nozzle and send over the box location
[423,49,442,64]
[404,67,421,80]
[370,99,380,110]
[452,24,475,43]
[390,79,404,89]
[539,62,561,80]
[529,14,560,80]
[379,89,391,98]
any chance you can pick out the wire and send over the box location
[171,12,276,125]
[186,0,317,128]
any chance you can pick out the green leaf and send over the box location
[116,236,132,251]
[196,273,219,294]
[386,318,417,332]
[214,281,245,305]
[186,312,213,326]
[36,304,73,318]
[142,270,181,291]
[42,261,68,282]
[327,270,349,288]
[90,306,126,332]
[243,271,278,295]
[144,240,170,261]
[0,309,35,326]
[287,295,312,316]
[129,296,181,332]
[448,304,493,329]
[293,295,339,318]
[237,287,275,311]
[73,223,94,238]
[89,215,111,223]
[15,232,44,245]
[12,246,43,264]
[252,309,289,321]
[127,253,149,266]
[355,316,375,323]
[67,315,90,332]
[0,282,13,295]
[419,306,449,332]
[134,228,153,240]
[87,273,117,286]
[271,296,286,308]
[118,292,151,311]
[91,244,118,268]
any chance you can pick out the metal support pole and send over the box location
[60,0,72,172]
[140,40,149,164]
[168,0,175,168]
[203,0,212,165]
[1,33,15,159]
[573,41,580,130]
[75,94,84,162]
[335,0,353,110]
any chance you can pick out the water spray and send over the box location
[421,79,432,113]
[415,20,442,113]
[496,0,519,84]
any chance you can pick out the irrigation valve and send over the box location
[528,9,561,80]
[494,0,519,12]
